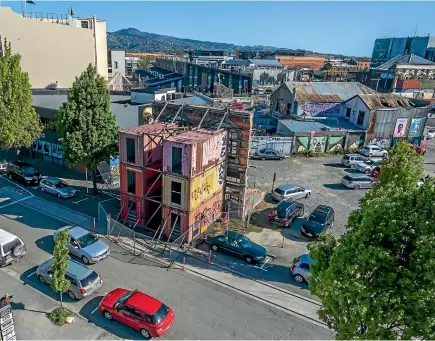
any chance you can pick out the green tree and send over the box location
[56,64,118,194]
[308,141,435,340]
[0,37,42,152]
[137,58,151,70]
[51,228,70,306]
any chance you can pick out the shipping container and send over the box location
[162,165,223,211]
[162,190,223,243]
[396,79,420,90]
[120,193,145,226]
[120,163,145,197]
[162,129,227,178]
[119,123,177,167]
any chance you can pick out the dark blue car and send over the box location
[207,231,267,264]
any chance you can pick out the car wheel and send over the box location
[294,274,304,283]
[244,256,253,264]
[211,244,219,252]
[279,157,284,160]
[422,151,426,156]
[67,290,77,300]
[261,157,266,160]
[299,207,304,217]
[364,169,370,174]
[140,329,150,339]
[82,256,90,264]
[369,153,373,157]
[57,193,61,199]
[103,311,113,320]
[354,184,360,190]
[351,164,356,169]
[305,192,310,198]
[8,174,13,180]
[38,275,46,284]
[41,187,45,192]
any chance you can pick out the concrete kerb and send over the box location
[114,236,328,329]
[0,266,118,340]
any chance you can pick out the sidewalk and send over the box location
[0,268,115,340]
[115,236,326,328]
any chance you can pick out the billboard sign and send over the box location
[393,118,409,138]
[408,117,425,138]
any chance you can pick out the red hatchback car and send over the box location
[99,288,175,338]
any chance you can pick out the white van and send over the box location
[0,229,26,267]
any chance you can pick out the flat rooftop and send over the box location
[279,117,364,133]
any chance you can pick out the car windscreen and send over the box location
[151,304,169,324]
[80,271,99,287]
[343,155,350,160]
[343,175,353,181]
[22,166,36,175]
[308,212,327,224]
[77,233,98,248]
[275,188,286,194]
[55,181,69,188]
[2,238,22,254]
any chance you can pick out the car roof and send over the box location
[344,153,361,157]
[277,184,300,190]
[0,229,20,246]
[299,254,314,264]
[126,291,163,314]
[40,258,93,279]
[365,144,379,148]
[69,226,91,239]
[12,160,33,167]
[277,201,298,209]
[314,205,333,213]
[43,177,62,183]
[346,174,371,179]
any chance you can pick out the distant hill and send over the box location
[107,28,279,53]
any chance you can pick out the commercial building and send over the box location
[118,124,227,243]
[343,93,430,148]
[0,7,108,88]
[188,50,232,67]
[235,49,310,60]
[270,82,377,118]
[370,54,435,96]
[276,56,326,70]
[371,36,435,68]
[108,50,126,78]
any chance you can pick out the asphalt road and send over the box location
[0,203,332,340]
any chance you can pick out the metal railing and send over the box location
[24,12,69,25]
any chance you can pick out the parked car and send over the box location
[355,159,382,174]
[0,159,8,173]
[207,231,267,264]
[268,201,304,228]
[301,205,335,239]
[409,144,426,155]
[100,288,175,338]
[360,145,388,158]
[40,177,77,199]
[0,229,26,267]
[426,128,435,139]
[341,154,368,168]
[341,174,376,189]
[371,166,381,178]
[53,226,110,264]
[6,160,41,185]
[253,148,285,160]
[291,254,314,283]
[271,184,311,201]
[36,258,103,300]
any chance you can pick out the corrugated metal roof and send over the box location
[279,118,362,132]
[120,123,173,135]
[375,54,435,71]
[249,59,283,67]
[225,59,250,66]
[357,94,416,110]
[285,82,377,103]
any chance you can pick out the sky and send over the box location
[3,1,435,57]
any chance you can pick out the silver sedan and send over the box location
[39,177,77,198]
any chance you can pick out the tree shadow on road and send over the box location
[323,163,345,168]
[323,183,349,191]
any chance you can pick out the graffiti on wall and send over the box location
[328,136,344,152]
[218,163,225,185]
[309,136,327,153]
[220,133,227,162]
[368,138,391,150]
[191,181,211,202]
[193,199,222,235]
[300,103,342,117]
[250,136,293,155]
[296,136,310,152]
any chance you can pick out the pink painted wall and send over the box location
[162,140,194,177]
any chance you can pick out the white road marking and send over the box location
[0,176,33,196]
[26,271,36,278]
[0,195,33,209]
[72,198,88,204]
[98,198,114,204]
[91,305,100,315]
[260,258,270,270]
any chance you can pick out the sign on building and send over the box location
[0,305,16,341]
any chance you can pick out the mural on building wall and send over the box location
[296,136,309,152]
[368,138,391,150]
[32,140,63,159]
[408,117,425,138]
[110,157,120,186]
[393,118,409,138]
[250,136,293,155]
[309,136,327,153]
[300,103,342,117]
[327,136,344,152]
[347,133,366,149]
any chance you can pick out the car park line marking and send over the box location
[0,195,33,209]
[0,175,34,197]
[72,198,88,204]
[26,271,36,278]
[91,305,100,315]
[260,258,270,270]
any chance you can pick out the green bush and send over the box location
[47,307,74,326]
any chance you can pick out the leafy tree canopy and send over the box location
[137,58,151,70]
[308,141,435,340]
[0,37,42,151]
[51,228,71,306]
[56,64,118,193]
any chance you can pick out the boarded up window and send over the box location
[172,147,182,174]
[126,138,136,164]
